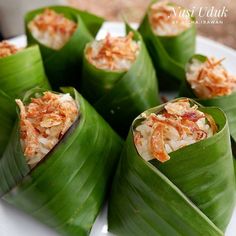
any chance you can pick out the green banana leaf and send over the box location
[0,45,50,157]
[138,0,196,89]
[25,6,104,90]
[108,98,235,236]
[81,25,160,137]
[0,90,16,157]
[0,87,123,236]
[0,45,50,97]
[180,54,236,156]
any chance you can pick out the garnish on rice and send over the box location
[149,1,192,36]
[0,41,21,58]
[186,56,236,99]
[28,9,77,50]
[134,99,217,163]
[85,32,140,71]
[16,92,79,167]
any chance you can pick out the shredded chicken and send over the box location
[85,32,140,71]
[134,99,217,162]
[186,57,236,99]
[28,9,77,50]
[149,1,191,36]
[0,41,20,58]
[16,92,79,167]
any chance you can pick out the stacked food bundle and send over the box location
[109,99,235,235]
[0,1,235,236]
[81,26,160,136]
[1,88,122,236]
[25,7,104,90]
[139,1,196,89]
[180,55,236,156]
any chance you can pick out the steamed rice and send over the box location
[149,1,192,36]
[85,32,140,71]
[0,41,20,58]
[186,57,236,99]
[28,9,77,50]
[16,92,79,167]
[134,99,217,162]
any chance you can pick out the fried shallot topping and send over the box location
[85,32,140,71]
[16,92,79,167]
[134,99,217,163]
[149,1,191,36]
[0,41,20,58]
[28,9,77,50]
[187,57,236,99]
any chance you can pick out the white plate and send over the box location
[1,22,236,236]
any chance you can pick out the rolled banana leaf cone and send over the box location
[108,98,235,236]
[0,88,123,236]
[0,45,50,157]
[138,0,196,90]
[81,25,160,138]
[25,6,104,90]
[179,54,236,156]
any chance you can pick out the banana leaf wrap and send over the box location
[81,26,160,137]
[25,6,104,90]
[138,0,196,89]
[0,45,50,157]
[180,54,236,156]
[0,88,123,236]
[108,98,235,236]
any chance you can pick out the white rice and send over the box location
[134,100,214,162]
[28,9,77,50]
[16,92,79,167]
[149,1,192,36]
[85,33,140,71]
[186,57,236,99]
[0,41,21,58]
